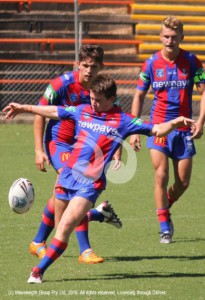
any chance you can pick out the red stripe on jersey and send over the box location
[152,89,168,123]
[104,108,122,128]
[84,137,107,180]
[50,76,63,91]
[67,130,88,169]
[57,119,75,144]
[39,97,49,106]
[179,88,190,117]
[152,59,168,123]
[178,88,190,130]
[47,140,56,156]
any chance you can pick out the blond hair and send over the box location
[162,16,183,34]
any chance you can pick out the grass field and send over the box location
[1,123,205,300]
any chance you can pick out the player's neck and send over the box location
[161,49,180,62]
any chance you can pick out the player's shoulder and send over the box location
[47,71,74,91]
[60,71,75,85]
[146,51,160,63]
[142,51,160,70]
[180,49,203,69]
[66,103,89,112]
[180,48,199,61]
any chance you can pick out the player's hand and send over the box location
[35,150,50,172]
[3,102,24,119]
[112,147,122,170]
[112,159,121,170]
[190,119,203,139]
[173,116,196,127]
[129,134,141,152]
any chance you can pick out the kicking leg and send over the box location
[28,195,93,284]
[75,200,122,263]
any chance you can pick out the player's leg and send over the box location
[77,200,122,264]
[88,201,122,229]
[28,190,97,283]
[149,149,172,243]
[166,131,195,237]
[168,158,192,207]
[30,141,121,262]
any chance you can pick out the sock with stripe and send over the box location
[75,216,91,254]
[157,208,170,233]
[75,207,107,254]
[37,237,68,275]
[33,198,55,243]
[87,209,104,222]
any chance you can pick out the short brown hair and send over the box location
[90,74,117,99]
[78,44,104,64]
[162,16,183,34]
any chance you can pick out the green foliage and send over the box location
[1,124,205,300]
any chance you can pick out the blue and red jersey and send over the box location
[57,104,154,191]
[38,71,90,145]
[137,49,205,126]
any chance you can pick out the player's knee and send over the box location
[155,169,169,186]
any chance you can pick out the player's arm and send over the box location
[3,103,59,119]
[194,82,205,139]
[151,117,196,137]
[130,89,147,151]
[34,114,50,172]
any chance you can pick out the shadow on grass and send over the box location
[45,270,205,283]
[45,255,205,283]
[106,255,205,262]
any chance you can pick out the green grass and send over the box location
[1,123,205,300]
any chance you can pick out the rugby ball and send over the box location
[8,178,35,214]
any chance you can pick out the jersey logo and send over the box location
[168,69,177,75]
[44,85,56,104]
[131,117,143,125]
[154,136,167,147]
[156,69,164,78]
[140,71,149,83]
[65,106,76,112]
[181,68,188,75]
[69,93,78,103]
[61,152,70,162]
[64,74,70,81]
[83,113,91,119]
[78,120,121,137]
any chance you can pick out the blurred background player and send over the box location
[130,16,205,244]
[3,74,195,283]
[30,44,122,264]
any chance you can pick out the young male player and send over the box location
[30,44,122,264]
[3,74,196,283]
[130,16,205,244]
